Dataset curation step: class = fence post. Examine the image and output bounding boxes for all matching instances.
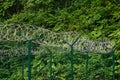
[70,45,74,80]
[112,50,115,80]
[50,50,53,80]
[20,33,42,80]
[86,51,88,80]
[63,35,80,80]
[28,40,31,80]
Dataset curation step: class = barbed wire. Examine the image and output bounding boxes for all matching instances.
[0,23,115,54]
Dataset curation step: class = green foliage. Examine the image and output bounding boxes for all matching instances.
[0,48,115,80]
[0,0,25,21]
[0,0,120,79]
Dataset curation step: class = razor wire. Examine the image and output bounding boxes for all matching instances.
[0,23,114,54]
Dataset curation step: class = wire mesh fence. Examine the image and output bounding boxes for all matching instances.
[0,38,115,80]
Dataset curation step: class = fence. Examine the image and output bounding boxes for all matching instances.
[0,35,115,80]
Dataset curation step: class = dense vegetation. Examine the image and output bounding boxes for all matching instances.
[0,0,120,80]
